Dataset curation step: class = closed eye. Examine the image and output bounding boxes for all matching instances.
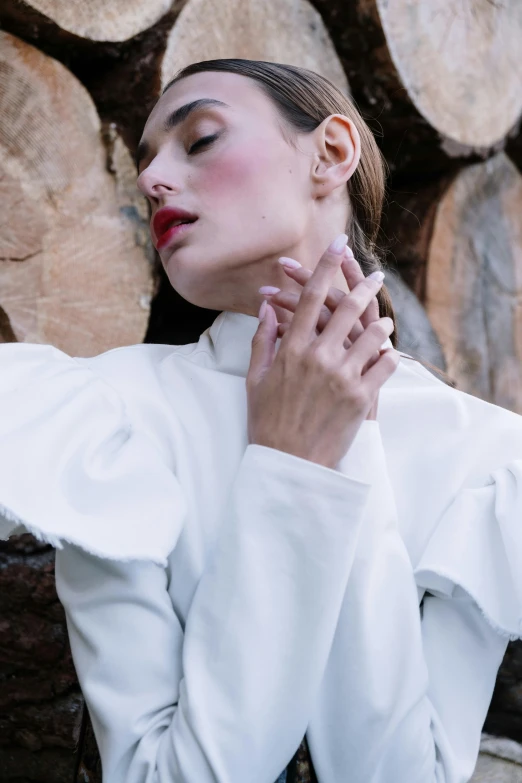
[188,133,219,154]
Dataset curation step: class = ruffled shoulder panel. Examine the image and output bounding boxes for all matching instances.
[414,457,522,640]
[0,343,187,566]
[375,355,522,639]
[394,358,522,640]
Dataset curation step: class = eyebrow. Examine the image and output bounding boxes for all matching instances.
[135,98,231,170]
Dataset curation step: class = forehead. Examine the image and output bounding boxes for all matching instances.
[142,70,276,139]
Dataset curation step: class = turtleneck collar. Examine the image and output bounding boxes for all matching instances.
[191,310,280,378]
[193,309,392,379]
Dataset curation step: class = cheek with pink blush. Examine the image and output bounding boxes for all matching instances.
[195,142,275,211]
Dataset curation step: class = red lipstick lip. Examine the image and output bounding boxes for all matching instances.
[156,220,197,251]
[152,206,198,249]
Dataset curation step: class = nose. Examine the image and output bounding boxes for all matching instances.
[137,158,179,201]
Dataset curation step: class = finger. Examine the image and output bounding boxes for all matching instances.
[276,319,385,376]
[361,347,401,394]
[278,244,379,332]
[361,348,383,375]
[275,308,383,367]
[279,255,362,330]
[366,393,379,421]
[276,257,365,341]
[269,289,362,344]
[341,247,380,330]
[269,290,331,327]
[273,325,381,371]
[340,248,382,368]
[277,260,346,312]
[247,301,278,387]
[345,318,395,375]
[278,233,348,344]
[277,319,352,350]
[319,273,385,349]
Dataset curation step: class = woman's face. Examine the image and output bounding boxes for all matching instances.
[136,70,355,317]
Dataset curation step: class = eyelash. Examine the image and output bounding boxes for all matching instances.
[188,133,219,154]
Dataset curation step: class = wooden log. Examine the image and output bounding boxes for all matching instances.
[379,175,455,298]
[424,153,522,414]
[471,754,522,783]
[158,0,349,94]
[0,8,180,155]
[380,153,522,413]
[0,31,154,357]
[0,0,349,154]
[471,734,522,783]
[0,0,174,41]
[382,269,447,375]
[308,0,522,180]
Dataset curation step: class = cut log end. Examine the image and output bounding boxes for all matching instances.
[425,152,522,413]
[13,0,174,41]
[375,0,522,149]
[0,32,154,356]
[159,0,349,96]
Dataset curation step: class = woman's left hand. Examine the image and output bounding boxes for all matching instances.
[259,247,389,420]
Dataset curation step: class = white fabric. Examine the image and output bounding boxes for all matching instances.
[1,308,521,782]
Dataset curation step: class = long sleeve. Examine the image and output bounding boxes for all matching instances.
[55,433,378,783]
[306,422,511,783]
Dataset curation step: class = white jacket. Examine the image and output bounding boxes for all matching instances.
[1,309,521,783]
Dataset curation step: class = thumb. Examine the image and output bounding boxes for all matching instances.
[248,300,278,386]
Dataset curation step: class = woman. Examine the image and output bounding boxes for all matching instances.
[1,59,521,783]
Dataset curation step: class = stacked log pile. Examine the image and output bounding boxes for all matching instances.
[0,0,521,780]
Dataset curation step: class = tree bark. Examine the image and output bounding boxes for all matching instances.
[0,535,82,782]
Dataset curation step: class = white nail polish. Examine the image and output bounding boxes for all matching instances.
[330,233,348,254]
[259,286,281,295]
[278,257,301,269]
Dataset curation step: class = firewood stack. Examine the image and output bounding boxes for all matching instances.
[0,1,521,780]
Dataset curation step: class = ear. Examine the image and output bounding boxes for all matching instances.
[310,114,361,197]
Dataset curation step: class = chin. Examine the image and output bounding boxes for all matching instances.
[163,264,220,311]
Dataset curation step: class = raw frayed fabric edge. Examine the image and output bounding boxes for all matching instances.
[419,566,522,642]
[0,502,168,568]
[475,603,522,642]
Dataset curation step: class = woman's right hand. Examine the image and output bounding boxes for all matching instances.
[246,234,400,471]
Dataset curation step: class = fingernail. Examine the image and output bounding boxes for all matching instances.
[368,270,385,282]
[259,299,267,321]
[278,257,301,269]
[258,286,281,295]
[344,245,355,259]
[329,233,348,254]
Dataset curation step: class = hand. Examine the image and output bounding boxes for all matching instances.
[247,235,400,471]
[260,246,388,420]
